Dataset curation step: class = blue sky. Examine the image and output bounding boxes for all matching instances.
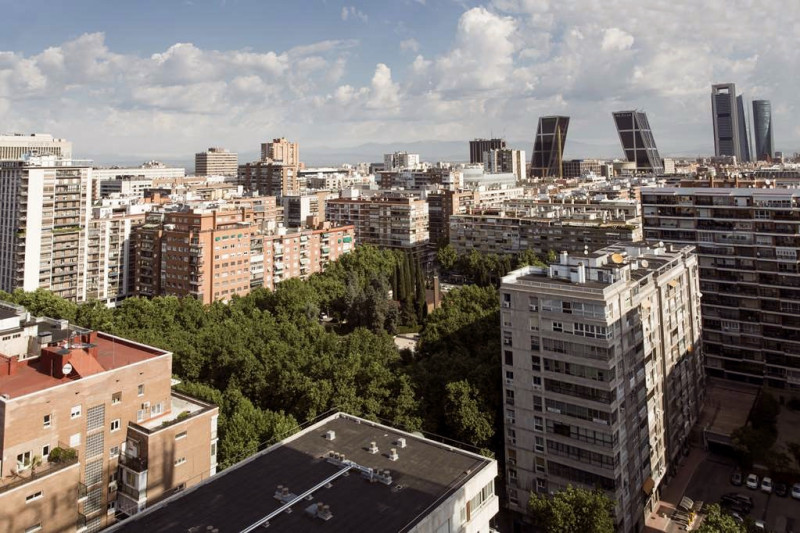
[1,0,798,164]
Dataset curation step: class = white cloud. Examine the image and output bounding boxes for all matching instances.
[601,28,634,52]
[1,1,799,160]
[341,6,368,23]
[400,38,420,53]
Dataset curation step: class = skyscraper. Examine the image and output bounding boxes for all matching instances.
[530,116,569,178]
[195,147,238,176]
[469,138,506,164]
[612,110,663,173]
[752,100,774,161]
[711,83,751,162]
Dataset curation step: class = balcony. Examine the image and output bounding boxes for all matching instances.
[119,453,148,472]
[0,445,79,495]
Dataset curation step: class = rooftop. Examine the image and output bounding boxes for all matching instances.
[111,412,493,533]
[0,330,169,400]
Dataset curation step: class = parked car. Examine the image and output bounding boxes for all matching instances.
[746,473,760,489]
[731,469,743,486]
[721,493,753,514]
[761,476,773,494]
[775,482,789,497]
[792,483,800,499]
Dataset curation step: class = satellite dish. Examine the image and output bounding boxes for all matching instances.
[62,363,73,376]
[611,253,624,264]
[640,260,649,268]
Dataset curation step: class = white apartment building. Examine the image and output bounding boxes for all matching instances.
[384,151,420,170]
[0,133,73,160]
[500,243,703,532]
[0,156,93,301]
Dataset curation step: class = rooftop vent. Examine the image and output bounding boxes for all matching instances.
[325,430,336,441]
[368,441,379,454]
[388,448,399,461]
[396,437,407,448]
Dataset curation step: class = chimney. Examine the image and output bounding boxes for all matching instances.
[396,437,407,448]
[368,441,379,454]
[389,448,399,461]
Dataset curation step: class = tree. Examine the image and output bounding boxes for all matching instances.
[437,244,457,271]
[732,425,776,467]
[528,485,615,533]
[696,503,746,533]
[751,391,779,430]
[443,380,494,449]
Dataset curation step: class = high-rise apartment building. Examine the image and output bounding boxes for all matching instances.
[711,84,751,163]
[612,111,664,174]
[132,207,254,305]
[261,137,299,166]
[194,148,238,176]
[642,187,800,387]
[469,138,506,164]
[383,151,420,170]
[500,243,703,532]
[752,100,774,161]
[450,205,642,257]
[531,116,569,178]
[238,161,299,197]
[0,302,218,532]
[0,133,73,160]
[484,148,526,182]
[326,194,429,252]
[0,156,93,302]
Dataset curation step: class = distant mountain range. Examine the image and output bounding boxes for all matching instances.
[81,138,649,170]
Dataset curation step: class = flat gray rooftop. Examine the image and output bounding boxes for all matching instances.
[111,413,491,533]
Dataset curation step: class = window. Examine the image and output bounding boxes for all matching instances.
[529,297,538,311]
[535,456,546,473]
[552,321,563,332]
[532,355,541,372]
[505,389,515,405]
[531,336,540,351]
[535,436,545,453]
[533,376,542,387]
[505,370,514,381]
[43,414,51,428]
[70,405,82,419]
[87,404,105,431]
[175,431,187,440]
[110,419,120,432]
[110,446,120,458]
[174,457,186,466]
[151,402,164,416]
[112,391,122,405]
[504,350,513,366]
[42,445,50,459]
[137,384,145,396]
[503,332,512,346]
[25,491,43,503]
[17,451,31,470]
[533,396,543,412]
[534,416,544,432]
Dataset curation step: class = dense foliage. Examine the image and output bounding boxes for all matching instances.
[0,245,501,469]
[437,244,551,286]
[528,485,616,533]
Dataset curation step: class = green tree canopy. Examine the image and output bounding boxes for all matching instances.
[695,503,746,533]
[528,485,615,533]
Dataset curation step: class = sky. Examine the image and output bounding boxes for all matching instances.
[1,0,798,165]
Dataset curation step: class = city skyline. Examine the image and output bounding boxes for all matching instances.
[1,0,798,164]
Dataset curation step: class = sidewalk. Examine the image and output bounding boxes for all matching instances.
[644,447,707,532]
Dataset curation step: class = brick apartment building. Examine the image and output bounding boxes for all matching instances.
[0,302,218,533]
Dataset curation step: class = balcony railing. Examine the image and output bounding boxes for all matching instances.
[119,453,148,472]
[0,445,79,495]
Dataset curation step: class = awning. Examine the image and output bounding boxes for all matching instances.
[642,477,655,495]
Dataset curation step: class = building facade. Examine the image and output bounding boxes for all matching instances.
[642,187,800,388]
[612,111,663,174]
[752,100,774,161]
[711,83,750,163]
[261,138,299,166]
[0,302,218,533]
[238,161,299,197]
[470,138,506,164]
[531,116,569,178]
[132,207,253,305]
[484,149,526,183]
[383,151,420,171]
[0,157,93,302]
[500,243,703,532]
[326,195,429,251]
[0,134,73,160]
[194,148,238,177]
